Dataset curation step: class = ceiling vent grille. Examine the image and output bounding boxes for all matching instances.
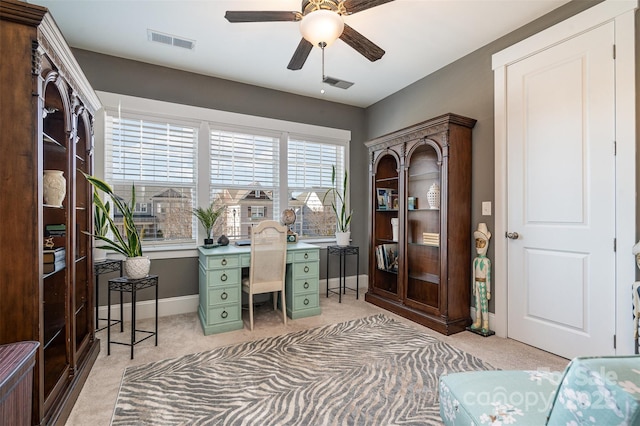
[147,29,195,50]
[323,76,354,90]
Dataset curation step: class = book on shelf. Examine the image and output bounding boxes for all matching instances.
[43,258,65,274]
[376,243,398,272]
[45,223,66,236]
[422,232,440,246]
[376,188,398,210]
[43,247,65,263]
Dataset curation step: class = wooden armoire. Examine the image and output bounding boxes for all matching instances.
[0,1,101,424]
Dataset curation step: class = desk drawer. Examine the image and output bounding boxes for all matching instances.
[292,277,318,294]
[293,249,319,263]
[292,261,318,278]
[208,287,240,307]
[205,255,240,269]
[206,268,240,287]
[292,292,319,310]
[206,305,241,325]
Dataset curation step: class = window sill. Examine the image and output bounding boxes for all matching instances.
[103,238,348,261]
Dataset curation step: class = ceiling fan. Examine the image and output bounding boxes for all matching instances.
[225,0,394,71]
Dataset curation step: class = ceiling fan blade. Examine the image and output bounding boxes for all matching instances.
[339,24,385,62]
[343,0,394,15]
[287,38,313,70]
[224,11,301,23]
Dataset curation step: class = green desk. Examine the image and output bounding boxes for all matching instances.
[198,242,321,335]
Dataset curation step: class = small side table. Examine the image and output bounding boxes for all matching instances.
[326,245,359,303]
[94,259,123,332]
[107,275,158,359]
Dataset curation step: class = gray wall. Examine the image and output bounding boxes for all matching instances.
[365,0,640,311]
[75,49,369,304]
[82,0,639,309]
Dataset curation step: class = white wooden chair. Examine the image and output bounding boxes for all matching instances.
[241,220,288,331]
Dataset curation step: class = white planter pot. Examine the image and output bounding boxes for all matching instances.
[124,256,150,279]
[93,245,108,262]
[335,231,351,246]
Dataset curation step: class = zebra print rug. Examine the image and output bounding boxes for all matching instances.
[111,314,492,425]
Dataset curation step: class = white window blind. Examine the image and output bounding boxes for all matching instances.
[106,114,197,184]
[104,111,198,245]
[210,129,279,239]
[288,138,345,238]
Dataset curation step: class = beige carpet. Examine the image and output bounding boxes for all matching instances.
[65,295,569,426]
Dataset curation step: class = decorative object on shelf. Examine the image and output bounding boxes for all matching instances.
[217,235,229,246]
[192,202,226,247]
[43,170,66,207]
[391,218,399,242]
[426,182,440,209]
[408,197,417,210]
[281,208,298,243]
[467,223,494,337]
[322,165,352,246]
[83,174,150,279]
[44,236,55,249]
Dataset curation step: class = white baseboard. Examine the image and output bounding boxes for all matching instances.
[98,274,369,321]
[97,294,199,321]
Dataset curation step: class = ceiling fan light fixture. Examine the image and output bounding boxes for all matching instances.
[299,9,344,47]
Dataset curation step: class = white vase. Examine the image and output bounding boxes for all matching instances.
[391,218,399,242]
[124,256,150,279]
[427,182,440,209]
[335,231,351,246]
[43,170,66,207]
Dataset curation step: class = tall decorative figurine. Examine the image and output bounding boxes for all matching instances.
[468,223,495,336]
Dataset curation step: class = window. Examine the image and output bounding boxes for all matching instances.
[210,128,279,239]
[287,137,345,238]
[104,112,198,246]
[99,92,350,251]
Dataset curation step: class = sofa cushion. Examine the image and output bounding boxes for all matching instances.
[546,355,640,425]
[439,369,560,425]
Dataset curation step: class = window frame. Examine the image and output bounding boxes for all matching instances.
[96,91,351,259]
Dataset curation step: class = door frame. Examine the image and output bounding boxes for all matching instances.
[492,0,637,354]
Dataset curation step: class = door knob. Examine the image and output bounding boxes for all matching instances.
[505,232,519,239]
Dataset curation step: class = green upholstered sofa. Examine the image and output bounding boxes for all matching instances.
[439,355,640,425]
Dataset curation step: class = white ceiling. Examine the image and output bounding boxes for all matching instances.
[31,0,569,108]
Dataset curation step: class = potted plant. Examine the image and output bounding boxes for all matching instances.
[322,165,353,246]
[92,195,110,261]
[84,174,150,279]
[193,202,226,247]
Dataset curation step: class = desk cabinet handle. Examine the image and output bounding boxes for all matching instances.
[221,273,227,282]
[221,310,228,319]
[221,258,227,266]
[303,298,310,306]
[303,282,309,289]
[304,253,309,259]
[304,266,309,273]
[221,291,228,300]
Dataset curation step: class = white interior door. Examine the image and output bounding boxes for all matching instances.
[505,22,616,358]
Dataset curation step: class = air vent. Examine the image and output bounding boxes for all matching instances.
[147,29,195,50]
[323,76,354,89]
